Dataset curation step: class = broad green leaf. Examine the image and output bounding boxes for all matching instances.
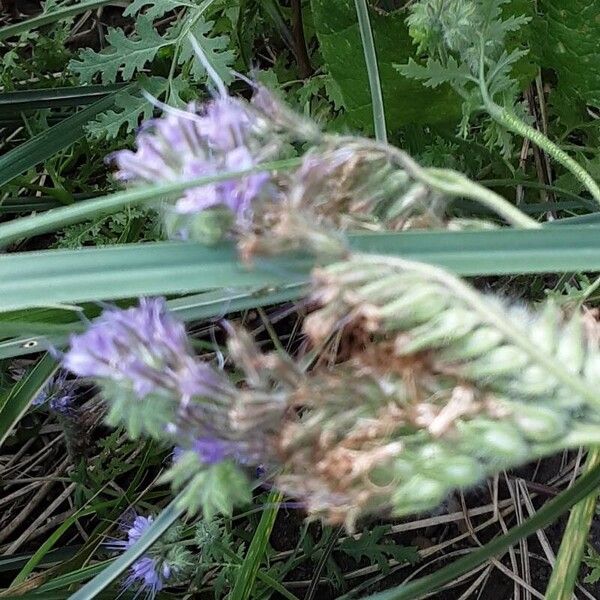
[0,92,120,188]
[0,353,58,447]
[310,0,460,133]
[534,0,600,110]
[85,76,167,139]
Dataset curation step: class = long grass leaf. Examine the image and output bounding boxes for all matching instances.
[0,158,302,246]
[4,226,600,312]
[0,353,57,447]
[354,0,387,142]
[0,0,116,41]
[230,491,282,600]
[544,447,600,600]
[0,93,120,188]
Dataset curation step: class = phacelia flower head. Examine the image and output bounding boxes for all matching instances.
[109,96,274,238]
[108,513,183,599]
[63,298,195,398]
[33,370,76,415]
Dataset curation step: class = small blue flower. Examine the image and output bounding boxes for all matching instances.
[108,514,176,598]
[33,370,75,416]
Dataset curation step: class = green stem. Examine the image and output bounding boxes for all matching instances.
[361,460,600,600]
[478,54,600,206]
[356,140,540,229]
[0,157,302,247]
[354,0,387,143]
[545,447,600,600]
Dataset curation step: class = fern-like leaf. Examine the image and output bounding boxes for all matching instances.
[177,19,235,85]
[86,76,168,139]
[69,17,168,84]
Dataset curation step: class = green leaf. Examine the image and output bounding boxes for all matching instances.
[0,84,125,112]
[0,92,120,188]
[85,77,167,139]
[310,0,460,133]
[0,353,58,447]
[534,0,600,110]
[178,17,236,84]
[0,285,305,360]
[69,17,168,84]
[124,0,191,21]
[175,460,252,518]
[340,526,418,574]
[0,157,302,247]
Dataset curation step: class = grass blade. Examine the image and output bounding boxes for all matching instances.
[0,158,302,246]
[354,0,387,142]
[0,85,126,112]
[544,447,600,600]
[0,0,116,41]
[67,494,185,600]
[230,491,282,600]
[0,93,120,188]
[4,226,600,312]
[360,460,600,600]
[0,284,306,360]
[0,353,57,447]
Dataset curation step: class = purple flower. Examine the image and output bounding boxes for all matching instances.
[109,97,272,231]
[33,370,75,415]
[63,299,194,398]
[107,514,175,598]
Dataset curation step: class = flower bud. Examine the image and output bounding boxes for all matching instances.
[463,345,529,379]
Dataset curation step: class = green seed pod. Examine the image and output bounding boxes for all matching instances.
[399,308,482,353]
[458,420,529,467]
[378,285,450,330]
[511,365,558,397]
[463,345,529,379]
[436,454,482,487]
[556,315,585,374]
[392,475,446,516]
[529,301,559,351]
[512,404,567,443]
[442,325,504,361]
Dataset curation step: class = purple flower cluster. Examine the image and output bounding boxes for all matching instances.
[63,298,229,401]
[108,514,174,598]
[109,97,271,232]
[174,435,250,466]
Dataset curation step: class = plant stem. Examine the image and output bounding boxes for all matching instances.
[478,55,600,206]
[544,446,600,600]
[354,0,387,143]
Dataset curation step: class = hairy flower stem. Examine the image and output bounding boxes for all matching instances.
[478,52,600,206]
[344,137,540,229]
[348,253,600,409]
[544,447,600,600]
